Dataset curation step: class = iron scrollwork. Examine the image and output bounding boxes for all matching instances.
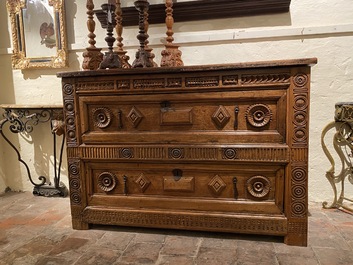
[0,106,68,197]
[322,102,353,212]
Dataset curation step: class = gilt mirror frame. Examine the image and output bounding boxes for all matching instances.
[6,0,68,69]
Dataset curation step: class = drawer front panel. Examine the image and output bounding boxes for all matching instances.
[85,162,284,215]
[79,90,287,144]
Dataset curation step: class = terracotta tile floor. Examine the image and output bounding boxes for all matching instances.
[1,191,353,265]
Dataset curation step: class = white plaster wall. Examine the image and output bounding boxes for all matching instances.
[0,0,353,203]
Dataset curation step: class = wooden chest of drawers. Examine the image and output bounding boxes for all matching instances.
[58,58,316,246]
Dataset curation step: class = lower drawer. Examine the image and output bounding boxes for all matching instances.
[85,162,285,215]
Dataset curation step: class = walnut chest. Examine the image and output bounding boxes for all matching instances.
[58,58,317,246]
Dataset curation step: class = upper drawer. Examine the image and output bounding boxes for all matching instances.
[78,90,287,144]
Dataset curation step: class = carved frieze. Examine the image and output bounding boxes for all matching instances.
[117,80,130,89]
[241,73,290,85]
[76,82,115,91]
[133,79,165,89]
[166,78,183,88]
[222,75,238,86]
[185,76,219,87]
[78,146,289,162]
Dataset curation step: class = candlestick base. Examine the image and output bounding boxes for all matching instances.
[132,49,153,68]
[99,51,122,69]
[161,45,184,67]
[82,47,104,70]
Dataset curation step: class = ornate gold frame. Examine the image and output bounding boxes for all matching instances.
[6,0,68,69]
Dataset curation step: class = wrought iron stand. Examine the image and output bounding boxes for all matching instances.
[0,105,68,197]
[322,102,353,212]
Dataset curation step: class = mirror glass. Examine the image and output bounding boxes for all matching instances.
[6,0,68,69]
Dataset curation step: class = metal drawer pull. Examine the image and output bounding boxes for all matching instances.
[233,177,238,199]
[118,110,123,129]
[123,175,128,195]
[234,106,239,130]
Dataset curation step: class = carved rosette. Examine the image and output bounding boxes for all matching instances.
[120,148,134,158]
[222,148,237,160]
[92,107,113,129]
[246,175,271,199]
[293,74,308,87]
[246,104,272,128]
[98,172,117,192]
[168,148,184,159]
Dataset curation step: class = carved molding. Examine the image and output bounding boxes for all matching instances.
[185,76,219,87]
[82,208,288,234]
[241,73,290,85]
[78,146,289,162]
[133,79,165,89]
[76,82,115,91]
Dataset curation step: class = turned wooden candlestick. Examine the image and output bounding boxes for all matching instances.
[115,0,131,68]
[132,0,153,68]
[99,3,122,69]
[160,0,184,67]
[82,0,104,70]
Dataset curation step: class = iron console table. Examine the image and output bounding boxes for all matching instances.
[0,105,68,197]
[322,102,353,212]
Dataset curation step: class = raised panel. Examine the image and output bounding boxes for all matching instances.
[86,162,284,215]
[78,89,287,145]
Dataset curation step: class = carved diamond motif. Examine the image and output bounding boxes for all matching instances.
[135,173,151,192]
[212,105,230,129]
[127,106,144,128]
[208,175,226,195]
